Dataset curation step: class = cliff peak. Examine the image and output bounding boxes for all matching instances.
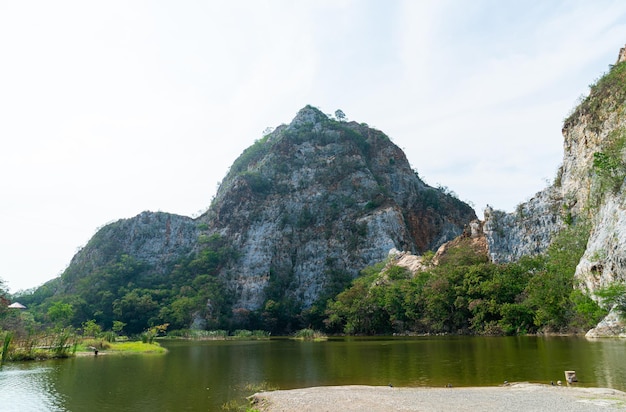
[617,44,626,64]
[288,105,329,128]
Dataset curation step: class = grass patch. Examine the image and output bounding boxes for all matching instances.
[222,381,278,411]
[76,340,166,355]
[105,341,166,354]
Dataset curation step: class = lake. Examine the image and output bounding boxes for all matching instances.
[1,336,625,411]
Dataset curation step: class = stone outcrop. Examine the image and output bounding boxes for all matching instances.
[483,186,564,263]
[585,310,626,338]
[618,46,626,65]
[388,249,429,274]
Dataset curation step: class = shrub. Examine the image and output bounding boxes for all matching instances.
[81,338,111,350]
[1,332,12,364]
[592,128,626,200]
[595,282,626,319]
[293,328,327,341]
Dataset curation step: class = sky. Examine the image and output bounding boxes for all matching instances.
[1,0,626,293]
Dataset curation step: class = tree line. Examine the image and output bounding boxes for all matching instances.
[1,220,613,338]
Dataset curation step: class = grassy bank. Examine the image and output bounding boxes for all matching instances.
[0,331,166,363]
[1,330,78,362]
[76,340,166,355]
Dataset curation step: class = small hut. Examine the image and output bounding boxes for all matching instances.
[7,302,26,309]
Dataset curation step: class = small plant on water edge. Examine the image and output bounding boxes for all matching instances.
[141,330,156,344]
[53,330,77,357]
[232,330,270,340]
[1,332,13,364]
[80,338,111,351]
[221,381,277,412]
[595,282,626,319]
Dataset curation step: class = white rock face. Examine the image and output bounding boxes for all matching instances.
[206,106,476,309]
[63,211,199,285]
[389,250,428,273]
[585,310,626,338]
[575,193,626,293]
[483,185,564,263]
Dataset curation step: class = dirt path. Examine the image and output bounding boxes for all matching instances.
[251,383,626,411]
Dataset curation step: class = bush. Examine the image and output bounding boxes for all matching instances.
[1,332,12,364]
[81,338,111,350]
[102,331,116,343]
[231,330,269,340]
[141,330,156,344]
[293,328,327,341]
[595,282,626,319]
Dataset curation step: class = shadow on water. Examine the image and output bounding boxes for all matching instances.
[1,336,625,411]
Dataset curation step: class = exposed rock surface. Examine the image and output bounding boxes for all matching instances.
[483,187,564,263]
[199,106,476,309]
[585,310,626,338]
[388,249,429,274]
[58,211,199,293]
[52,106,475,313]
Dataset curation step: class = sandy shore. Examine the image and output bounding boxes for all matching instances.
[250,383,626,411]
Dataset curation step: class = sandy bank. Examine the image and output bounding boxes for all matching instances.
[251,383,626,411]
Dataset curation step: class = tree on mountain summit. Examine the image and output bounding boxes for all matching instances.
[335,109,346,121]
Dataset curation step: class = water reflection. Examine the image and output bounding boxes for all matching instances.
[0,363,66,411]
[591,338,626,390]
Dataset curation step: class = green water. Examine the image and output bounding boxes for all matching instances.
[1,336,625,411]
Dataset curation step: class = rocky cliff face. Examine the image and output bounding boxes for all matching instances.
[483,51,626,335]
[200,106,476,309]
[483,185,564,263]
[52,106,476,315]
[59,211,199,293]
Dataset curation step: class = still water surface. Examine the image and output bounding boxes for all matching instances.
[1,336,625,411]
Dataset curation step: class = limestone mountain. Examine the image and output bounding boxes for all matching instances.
[30,106,476,332]
[197,106,475,311]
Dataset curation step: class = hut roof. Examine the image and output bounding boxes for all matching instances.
[8,302,26,309]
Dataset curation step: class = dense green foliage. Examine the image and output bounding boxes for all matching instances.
[592,127,626,202]
[596,282,626,319]
[9,219,606,337]
[15,234,238,335]
[323,222,605,335]
[565,61,626,132]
